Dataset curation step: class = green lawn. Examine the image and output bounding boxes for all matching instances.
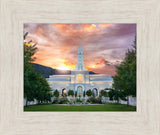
[24,103,136,111]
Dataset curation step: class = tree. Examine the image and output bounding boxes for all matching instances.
[34,73,52,104]
[75,91,77,97]
[86,89,92,97]
[24,33,38,106]
[53,90,59,97]
[100,90,108,97]
[68,90,74,97]
[108,89,126,103]
[24,67,38,105]
[24,32,52,106]
[104,88,112,91]
[83,91,85,97]
[113,37,136,105]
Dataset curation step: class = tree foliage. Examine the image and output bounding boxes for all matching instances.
[53,90,59,97]
[113,37,136,104]
[24,32,52,106]
[68,90,74,96]
[100,90,108,97]
[83,91,85,97]
[75,91,77,97]
[104,88,113,91]
[86,89,92,96]
[108,89,126,103]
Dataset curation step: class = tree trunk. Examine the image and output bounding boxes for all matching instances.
[116,91,119,103]
[25,98,28,107]
[38,100,40,104]
[117,98,119,104]
[127,96,129,106]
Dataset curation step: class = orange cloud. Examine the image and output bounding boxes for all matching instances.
[52,24,99,36]
[93,58,106,66]
[82,24,97,32]
[51,24,78,36]
[56,59,76,70]
[24,23,136,76]
[52,24,67,29]
[98,24,113,28]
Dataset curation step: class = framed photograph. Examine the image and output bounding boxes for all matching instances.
[23,23,136,111]
[0,0,159,135]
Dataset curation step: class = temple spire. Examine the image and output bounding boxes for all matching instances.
[74,36,87,71]
[79,36,81,49]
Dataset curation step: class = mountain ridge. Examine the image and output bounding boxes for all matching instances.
[32,63,96,78]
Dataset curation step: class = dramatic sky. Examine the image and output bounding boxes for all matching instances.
[24,24,136,76]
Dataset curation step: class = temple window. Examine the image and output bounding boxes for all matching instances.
[77,74,83,83]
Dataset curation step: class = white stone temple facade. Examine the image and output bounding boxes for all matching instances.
[47,39,113,97]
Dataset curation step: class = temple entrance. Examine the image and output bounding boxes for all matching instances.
[77,86,83,97]
[92,88,98,97]
[62,88,67,97]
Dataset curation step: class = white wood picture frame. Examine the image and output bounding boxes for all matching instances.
[0,0,160,135]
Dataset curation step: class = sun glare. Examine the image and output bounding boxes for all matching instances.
[57,66,69,70]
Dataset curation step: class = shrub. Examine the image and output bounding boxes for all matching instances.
[69,99,75,104]
[96,97,102,104]
[52,98,59,104]
[75,91,77,97]
[92,92,95,97]
[87,97,102,104]
[108,89,126,103]
[88,97,96,103]
[81,98,85,104]
[53,90,59,97]
[68,90,74,96]
[76,98,82,103]
[59,98,68,104]
[100,90,108,97]
[86,89,92,96]
[83,91,85,97]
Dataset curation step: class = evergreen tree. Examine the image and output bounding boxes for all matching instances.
[24,32,52,106]
[86,89,92,97]
[83,91,85,97]
[68,90,74,96]
[53,90,59,97]
[100,90,107,97]
[113,37,136,105]
[75,91,77,97]
[108,89,126,103]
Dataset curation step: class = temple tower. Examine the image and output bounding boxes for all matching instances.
[75,38,87,71]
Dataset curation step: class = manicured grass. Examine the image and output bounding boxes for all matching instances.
[24,103,136,111]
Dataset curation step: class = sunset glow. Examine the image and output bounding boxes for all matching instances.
[24,24,136,75]
[57,66,70,70]
[56,59,75,70]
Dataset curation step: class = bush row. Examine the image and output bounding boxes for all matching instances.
[52,98,69,104]
[52,97,103,104]
[87,97,102,104]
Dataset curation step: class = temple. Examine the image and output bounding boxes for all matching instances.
[47,39,113,97]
